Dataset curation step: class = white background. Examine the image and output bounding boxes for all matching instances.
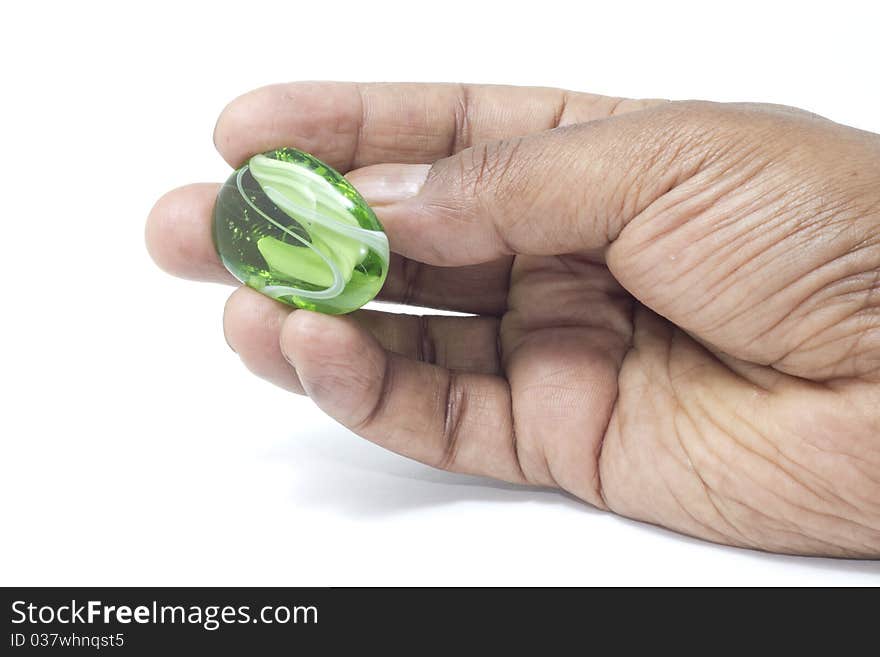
[2,0,879,585]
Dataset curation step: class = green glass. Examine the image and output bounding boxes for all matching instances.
[213,147,389,314]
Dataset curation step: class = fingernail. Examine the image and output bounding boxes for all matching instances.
[347,163,430,206]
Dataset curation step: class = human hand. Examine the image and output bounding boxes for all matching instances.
[146,83,880,557]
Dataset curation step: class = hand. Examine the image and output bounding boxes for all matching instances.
[146,83,880,557]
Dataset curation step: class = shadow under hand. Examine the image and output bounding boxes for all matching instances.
[263,424,880,574]
[264,425,592,518]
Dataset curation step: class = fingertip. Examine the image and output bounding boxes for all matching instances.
[280,310,367,367]
[212,89,259,168]
[223,287,304,394]
[146,183,235,284]
[280,311,385,421]
[145,185,187,273]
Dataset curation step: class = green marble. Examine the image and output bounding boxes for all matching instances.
[213,148,389,314]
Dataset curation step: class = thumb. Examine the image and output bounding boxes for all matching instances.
[347,100,713,266]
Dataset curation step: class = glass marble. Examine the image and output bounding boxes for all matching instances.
[213,147,389,314]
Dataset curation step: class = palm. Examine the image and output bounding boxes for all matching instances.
[503,243,876,555]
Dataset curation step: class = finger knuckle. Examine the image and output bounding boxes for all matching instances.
[453,137,529,201]
[437,371,467,470]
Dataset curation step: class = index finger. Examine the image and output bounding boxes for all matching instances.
[213,81,662,172]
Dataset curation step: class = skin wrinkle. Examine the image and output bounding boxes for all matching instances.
[698,391,855,520]
[679,197,814,312]
[350,83,368,172]
[498,240,533,485]
[773,185,866,254]
[615,317,734,541]
[812,196,873,246]
[788,311,879,360]
[791,321,878,382]
[350,349,396,435]
[793,398,880,493]
[507,387,530,485]
[596,407,623,513]
[706,487,764,548]
[601,312,667,507]
[400,255,421,308]
[478,137,576,255]
[684,399,836,548]
[693,195,801,288]
[691,392,878,550]
[452,83,472,154]
[855,268,880,355]
[472,143,492,194]
[821,451,880,516]
[657,325,878,551]
[846,467,880,506]
[508,333,620,492]
[796,331,864,374]
[671,491,742,546]
[649,158,776,262]
[707,350,779,393]
[708,222,808,306]
[650,104,760,166]
[622,130,687,213]
[589,425,610,510]
[715,497,863,554]
[503,278,633,356]
[505,356,558,490]
[770,272,880,377]
[605,97,627,118]
[635,177,872,372]
[724,392,868,516]
[472,138,533,252]
[745,260,873,352]
[498,316,537,488]
[437,370,466,471]
[620,316,768,547]
[782,263,880,368]
[602,119,733,248]
[689,229,829,341]
[483,195,520,261]
[664,333,754,545]
[632,143,781,268]
[659,433,740,546]
[417,315,435,365]
[811,416,880,466]
[714,489,820,538]
[509,318,631,344]
[494,138,526,194]
[601,143,640,246]
[778,320,877,376]
[592,307,643,515]
[834,452,880,491]
[551,91,569,129]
